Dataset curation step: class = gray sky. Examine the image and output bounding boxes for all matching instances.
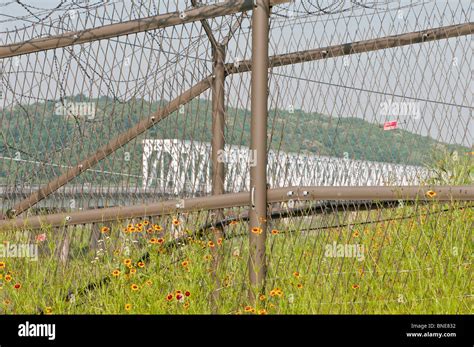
[0,0,472,146]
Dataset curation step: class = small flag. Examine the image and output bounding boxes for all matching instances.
[383,121,398,130]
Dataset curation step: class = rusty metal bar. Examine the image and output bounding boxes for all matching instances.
[248,0,270,298]
[210,44,227,314]
[9,76,214,217]
[0,0,291,58]
[211,45,226,201]
[225,22,474,74]
[1,185,472,231]
[220,11,248,47]
[202,7,246,310]
[191,0,219,50]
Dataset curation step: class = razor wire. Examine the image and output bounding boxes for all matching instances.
[0,0,472,314]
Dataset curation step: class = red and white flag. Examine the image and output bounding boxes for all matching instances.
[383,121,398,130]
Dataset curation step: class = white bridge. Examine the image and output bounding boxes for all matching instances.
[142,139,430,195]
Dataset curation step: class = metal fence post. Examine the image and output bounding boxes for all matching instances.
[211,44,226,203]
[210,43,226,312]
[248,0,270,301]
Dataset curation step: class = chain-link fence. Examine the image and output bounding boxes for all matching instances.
[0,0,472,314]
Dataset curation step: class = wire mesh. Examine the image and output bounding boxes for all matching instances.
[0,0,472,314]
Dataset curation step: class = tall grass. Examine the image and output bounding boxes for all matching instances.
[0,151,472,314]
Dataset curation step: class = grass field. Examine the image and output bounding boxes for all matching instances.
[0,200,471,315]
[0,151,471,314]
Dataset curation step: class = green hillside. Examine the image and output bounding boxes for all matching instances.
[0,95,469,185]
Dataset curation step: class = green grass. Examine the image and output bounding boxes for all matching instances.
[0,151,471,314]
[0,201,472,315]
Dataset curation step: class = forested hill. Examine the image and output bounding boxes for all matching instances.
[0,96,468,183]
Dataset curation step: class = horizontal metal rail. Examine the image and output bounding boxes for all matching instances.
[225,22,474,74]
[173,200,425,248]
[193,201,473,245]
[1,185,472,231]
[73,200,472,302]
[0,0,290,58]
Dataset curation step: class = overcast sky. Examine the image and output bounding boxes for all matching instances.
[0,0,472,147]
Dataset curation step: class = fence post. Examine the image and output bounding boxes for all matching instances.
[248,0,270,302]
[210,43,226,312]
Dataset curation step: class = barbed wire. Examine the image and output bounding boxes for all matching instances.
[0,0,471,313]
